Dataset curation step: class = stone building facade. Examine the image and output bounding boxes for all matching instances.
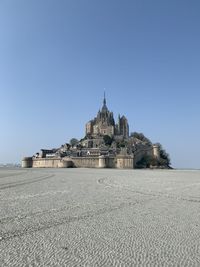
[85,93,129,139]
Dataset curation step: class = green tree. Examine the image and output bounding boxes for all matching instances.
[103,135,113,146]
[155,143,171,167]
[135,155,152,168]
[69,138,79,147]
[130,132,152,144]
[79,136,87,142]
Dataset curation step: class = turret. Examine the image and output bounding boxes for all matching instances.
[21,157,33,168]
[118,114,121,134]
[101,91,108,112]
[153,144,160,159]
[118,115,129,138]
[103,91,106,106]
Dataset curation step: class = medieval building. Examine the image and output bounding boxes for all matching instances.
[85,93,129,139]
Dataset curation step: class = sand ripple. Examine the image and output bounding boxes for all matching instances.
[0,168,200,266]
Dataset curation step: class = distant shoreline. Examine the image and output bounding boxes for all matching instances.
[0,166,199,171]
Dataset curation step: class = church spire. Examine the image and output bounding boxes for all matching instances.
[101,90,108,112]
[103,90,106,106]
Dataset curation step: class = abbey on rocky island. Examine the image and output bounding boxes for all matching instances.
[22,94,170,169]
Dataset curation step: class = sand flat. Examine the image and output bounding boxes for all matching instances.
[0,168,200,266]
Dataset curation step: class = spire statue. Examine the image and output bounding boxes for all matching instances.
[103,90,106,106]
[101,90,108,112]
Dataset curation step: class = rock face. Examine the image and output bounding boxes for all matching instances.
[22,95,171,169]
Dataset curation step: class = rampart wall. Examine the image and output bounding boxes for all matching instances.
[72,157,99,168]
[33,158,62,168]
[27,155,135,169]
[116,155,134,169]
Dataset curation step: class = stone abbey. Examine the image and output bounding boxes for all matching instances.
[22,95,169,169]
[86,92,129,139]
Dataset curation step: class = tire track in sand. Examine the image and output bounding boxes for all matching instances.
[98,177,200,203]
[0,174,55,190]
[0,197,154,242]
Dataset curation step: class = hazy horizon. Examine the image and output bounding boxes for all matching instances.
[1,0,200,169]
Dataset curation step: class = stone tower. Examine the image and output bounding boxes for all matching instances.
[116,114,129,138]
[153,144,160,159]
[85,94,129,138]
[85,93,115,137]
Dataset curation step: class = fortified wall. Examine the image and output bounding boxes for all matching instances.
[22,155,135,169]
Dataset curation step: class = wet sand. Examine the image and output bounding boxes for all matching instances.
[0,168,200,266]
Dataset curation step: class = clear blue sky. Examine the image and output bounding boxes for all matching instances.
[0,0,200,168]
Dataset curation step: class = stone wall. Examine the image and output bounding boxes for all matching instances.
[105,155,133,169]
[32,158,62,168]
[32,158,73,168]
[27,155,135,169]
[116,155,134,169]
[105,157,116,168]
[72,157,99,168]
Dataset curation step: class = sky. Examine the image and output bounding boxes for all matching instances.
[0,0,200,168]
